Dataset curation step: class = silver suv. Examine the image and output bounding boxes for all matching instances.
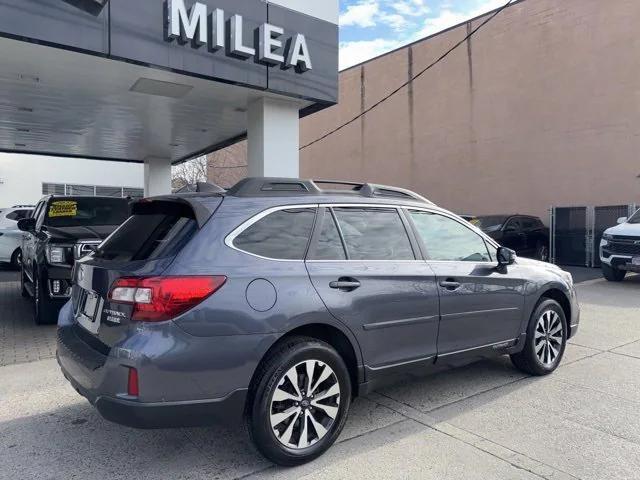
[57,178,579,465]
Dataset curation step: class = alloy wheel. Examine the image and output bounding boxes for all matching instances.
[535,310,563,365]
[269,360,340,449]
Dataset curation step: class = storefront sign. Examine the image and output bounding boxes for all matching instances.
[167,0,313,72]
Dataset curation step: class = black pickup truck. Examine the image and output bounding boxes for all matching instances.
[18,196,131,324]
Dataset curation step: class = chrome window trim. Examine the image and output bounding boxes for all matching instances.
[225,202,502,264]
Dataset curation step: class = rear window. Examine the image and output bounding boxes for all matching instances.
[94,201,198,262]
[233,208,316,260]
[44,198,130,228]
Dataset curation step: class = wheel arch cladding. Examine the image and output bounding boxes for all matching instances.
[248,323,362,400]
[539,288,571,332]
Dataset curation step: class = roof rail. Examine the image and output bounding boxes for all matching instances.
[226,177,433,204]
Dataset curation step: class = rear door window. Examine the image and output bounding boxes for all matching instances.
[233,208,316,260]
[94,201,198,262]
[333,207,415,260]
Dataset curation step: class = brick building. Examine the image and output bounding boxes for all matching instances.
[209,0,640,221]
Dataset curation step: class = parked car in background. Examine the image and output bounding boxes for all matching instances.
[0,228,27,269]
[0,205,34,229]
[0,206,34,269]
[468,215,550,261]
[57,178,578,466]
[600,208,640,282]
[18,196,131,324]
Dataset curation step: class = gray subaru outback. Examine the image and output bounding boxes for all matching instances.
[57,178,579,465]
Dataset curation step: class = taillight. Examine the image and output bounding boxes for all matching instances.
[109,276,227,322]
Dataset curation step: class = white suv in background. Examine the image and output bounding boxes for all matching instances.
[0,205,34,229]
[600,208,640,282]
[0,205,34,269]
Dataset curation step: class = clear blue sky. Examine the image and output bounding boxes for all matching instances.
[339,0,509,69]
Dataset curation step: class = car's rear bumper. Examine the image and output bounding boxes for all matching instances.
[55,309,271,428]
[59,356,247,429]
[57,325,249,428]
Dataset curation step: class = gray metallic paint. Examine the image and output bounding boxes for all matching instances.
[58,193,579,427]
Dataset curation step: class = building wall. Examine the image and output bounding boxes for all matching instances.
[0,153,144,207]
[297,0,640,220]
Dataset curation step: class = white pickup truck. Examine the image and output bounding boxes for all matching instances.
[600,208,640,281]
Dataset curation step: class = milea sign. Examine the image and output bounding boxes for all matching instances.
[167,0,313,72]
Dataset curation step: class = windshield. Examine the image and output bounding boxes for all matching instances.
[469,215,509,231]
[44,198,130,228]
[628,209,640,224]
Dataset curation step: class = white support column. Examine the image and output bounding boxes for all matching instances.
[144,157,172,197]
[247,97,300,178]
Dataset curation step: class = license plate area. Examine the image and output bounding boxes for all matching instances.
[75,289,103,335]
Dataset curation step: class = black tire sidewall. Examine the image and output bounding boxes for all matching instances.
[602,263,625,282]
[33,271,54,325]
[20,264,29,297]
[525,299,567,374]
[10,249,21,270]
[249,339,352,466]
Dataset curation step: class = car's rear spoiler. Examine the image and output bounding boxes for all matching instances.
[131,194,223,228]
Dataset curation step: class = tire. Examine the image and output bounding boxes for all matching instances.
[33,271,57,325]
[535,242,549,262]
[10,248,22,270]
[602,263,626,282]
[246,336,352,466]
[510,299,567,376]
[20,264,30,298]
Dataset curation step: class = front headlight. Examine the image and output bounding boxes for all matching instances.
[46,245,67,264]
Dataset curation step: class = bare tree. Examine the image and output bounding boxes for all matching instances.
[171,156,208,190]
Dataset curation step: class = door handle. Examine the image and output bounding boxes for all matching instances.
[440,279,461,290]
[329,278,361,291]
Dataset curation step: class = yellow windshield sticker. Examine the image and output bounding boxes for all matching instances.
[49,201,78,218]
[469,219,480,226]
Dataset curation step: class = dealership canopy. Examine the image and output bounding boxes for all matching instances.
[0,0,338,195]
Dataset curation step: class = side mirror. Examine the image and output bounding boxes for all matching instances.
[17,217,36,232]
[617,217,628,224]
[503,225,516,233]
[497,247,516,266]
